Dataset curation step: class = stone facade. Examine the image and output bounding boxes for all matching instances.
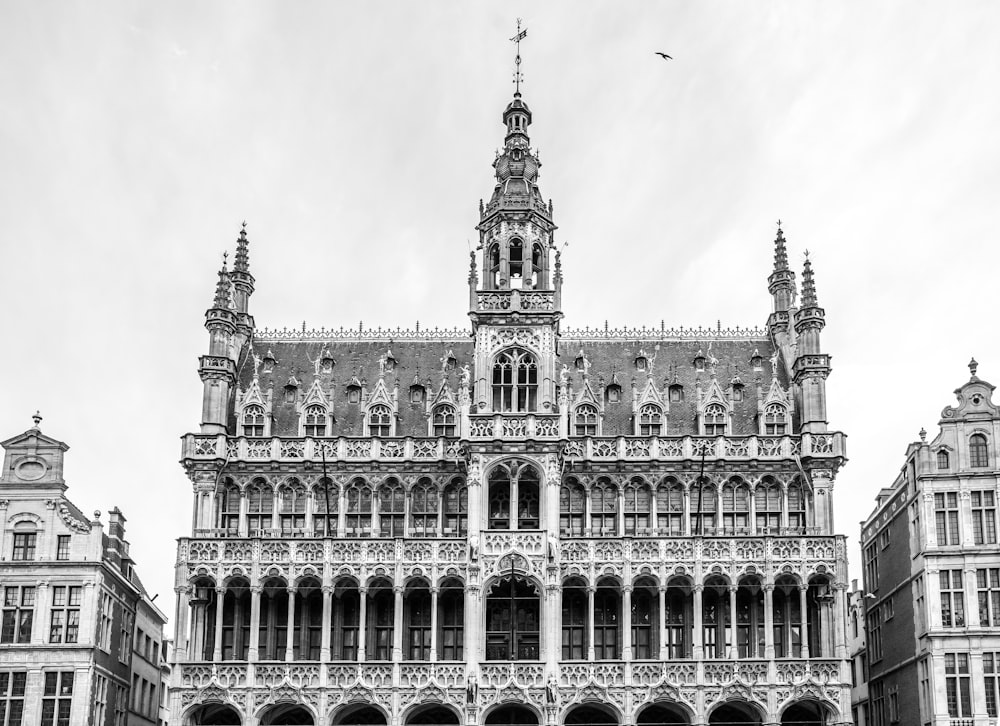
[170,79,852,725]
[860,361,1000,726]
[0,418,165,726]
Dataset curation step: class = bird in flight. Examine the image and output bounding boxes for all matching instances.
[655,52,672,60]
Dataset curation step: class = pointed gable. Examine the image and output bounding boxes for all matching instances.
[302,378,330,409]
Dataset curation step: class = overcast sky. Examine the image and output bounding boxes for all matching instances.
[2,2,998,624]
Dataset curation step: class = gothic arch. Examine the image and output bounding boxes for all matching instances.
[331,703,389,726]
[706,699,765,725]
[778,698,837,725]
[184,703,243,725]
[483,703,542,726]
[402,703,462,725]
[635,701,693,725]
[257,703,316,725]
[563,703,620,725]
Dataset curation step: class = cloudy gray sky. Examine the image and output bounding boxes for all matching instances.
[2,2,998,621]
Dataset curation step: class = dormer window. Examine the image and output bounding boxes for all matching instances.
[693,352,706,372]
[971,434,989,468]
[283,379,298,405]
[669,385,684,403]
[762,403,787,436]
[242,405,266,437]
[368,405,392,437]
[574,404,599,437]
[410,385,425,404]
[606,384,622,404]
[303,405,328,437]
[347,384,362,404]
[433,405,457,437]
[638,404,662,436]
[937,450,950,470]
[635,356,648,372]
[575,354,586,372]
[750,351,763,371]
[732,383,744,402]
[704,403,728,436]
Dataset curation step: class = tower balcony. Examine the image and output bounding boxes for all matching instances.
[475,289,556,313]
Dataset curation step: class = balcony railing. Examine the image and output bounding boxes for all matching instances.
[181,435,462,463]
[475,289,556,312]
[468,414,559,439]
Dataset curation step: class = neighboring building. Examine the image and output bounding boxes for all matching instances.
[0,416,163,726]
[170,54,852,726]
[160,640,173,726]
[847,581,869,726]
[860,360,1000,725]
[130,590,169,725]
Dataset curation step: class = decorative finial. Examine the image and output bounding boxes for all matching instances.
[510,18,527,95]
[970,357,979,378]
[772,224,789,272]
[212,256,230,309]
[919,427,927,443]
[234,222,250,273]
[31,411,42,430]
[801,253,817,307]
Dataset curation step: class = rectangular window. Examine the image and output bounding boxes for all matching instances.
[119,608,133,663]
[935,492,960,545]
[940,569,966,627]
[888,687,899,723]
[113,684,127,726]
[867,608,883,662]
[914,575,926,633]
[55,536,71,561]
[919,659,931,722]
[40,671,73,726]
[1,587,35,644]
[92,675,108,726]
[978,568,1000,628]
[864,542,879,591]
[0,671,26,726]
[48,586,81,644]
[878,529,890,549]
[973,491,998,544]
[945,652,972,717]
[10,534,35,562]
[99,592,114,651]
[985,652,1000,717]
[870,680,885,726]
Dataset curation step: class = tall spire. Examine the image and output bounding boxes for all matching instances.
[801,251,818,307]
[212,253,230,309]
[234,221,250,273]
[511,19,527,96]
[773,221,789,273]
[229,221,255,316]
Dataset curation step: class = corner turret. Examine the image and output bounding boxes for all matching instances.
[198,250,239,435]
[766,224,796,335]
[792,252,831,433]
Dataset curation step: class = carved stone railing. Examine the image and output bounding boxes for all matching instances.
[480,531,546,556]
[475,290,556,313]
[560,433,846,462]
[468,414,560,440]
[181,435,463,463]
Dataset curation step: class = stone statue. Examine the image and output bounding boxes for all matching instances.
[560,364,570,386]
[546,675,558,705]
[466,674,478,704]
[770,350,780,375]
[460,364,471,388]
[468,535,479,562]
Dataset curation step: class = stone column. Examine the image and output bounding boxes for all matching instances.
[748,488,757,535]
[799,585,809,659]
[284,587,296,662]
[763,585,774,660]
[238,489,249,537]
[430,587,439,662]
[248,586,261,661]
[728,586,738,659]
[321,586,333,661]
[546,583,561,670]
[658,586,668,660]
[584,486,592,536]
[338,486,347,537]
[358,586,368,661]
[622,585,633,661]
[965,567,980,628]
[212,587,226,661]
[692,585,704,660]
[393,586,404,662]
[682,488,691,536]
[173,586,190,659]
[780,483,789,533]
[587,586,596,661]
[833,583,847,660]
[31,581,50,645]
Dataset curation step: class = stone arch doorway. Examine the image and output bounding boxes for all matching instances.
[564,704,618,726]
[259,704,314,725]
[485,704,540,726]
[405,704,461,726]
[332,705,388,726]
[780,700,833,725]
[636,702,691,725]
[708,700,764,725]
[186,704,242,725]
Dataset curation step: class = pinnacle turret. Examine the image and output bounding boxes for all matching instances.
[801,252,818,308]
[212,255,231,310]
[773,225,789,273]
[234,222,250,273]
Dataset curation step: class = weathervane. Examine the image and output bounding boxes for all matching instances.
[511,18,527,94]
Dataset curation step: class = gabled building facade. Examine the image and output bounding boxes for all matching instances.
[171,64,852,726]
[0,417,163,726]
[860,361,1000,726]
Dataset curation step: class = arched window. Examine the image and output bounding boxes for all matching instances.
[606,384,622,404]
[623,479,651,535]
[293,579,323,661]
[574,404,599,437]
[346,384,362,404]
[492,349,538,412]
[488,469,512,530]
[559,479,586,536]
[736,577,766,658]
[433,405,457,437]
[312,479,339,536]
[517,468,540,529]
[279,479,306,535]
[487,464,540,530]
[405,583,432,660]
[242,405,265,437]
[702,577,731,659]
[755,479,782,532]
[632,578,658,660]
[221,580,251,661]
[410,479,438,537]
[509,238,524,286]
[594,580,621,660]
[489,244,501,288]
[345,480,372,534]
[787,482,807,532]
[763,403,788,435]
[530,243,543,287]
[443,480,468,537]
[937,450,950,470]
[246,480,273,534]
[257,579,289,660]
[773,577,803,658]
[722,480,750,533]
[656,480,685,535]
[331,579,359,660]
[438,578,465,660]
[378,479,405,537]
[704,403,728,436]
[690,481,717,535]
[971,434,990,468]
[664,577,693,659]
[485,577,539,660]
[561,578,587,660]
[591,479,619,536]
[368,405,392,437]
[303,405,328,437]
[367,580,394,661]
[668,384,684,403]
[638,404,662,436]
[218,481,241,534]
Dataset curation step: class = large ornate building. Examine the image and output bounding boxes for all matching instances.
[171,64,852,726]
[859,361,1000,726]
